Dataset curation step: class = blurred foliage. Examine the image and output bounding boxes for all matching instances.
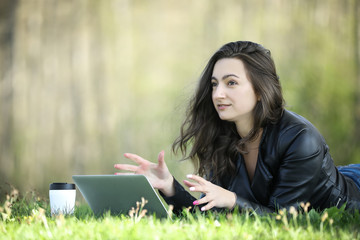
[0,0,359,198]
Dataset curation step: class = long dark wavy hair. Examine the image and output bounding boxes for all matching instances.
[172,41,285,182]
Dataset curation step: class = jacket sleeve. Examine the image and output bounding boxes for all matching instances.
[234,196,273,214]
[268,125,324,210]
[159,177,197,215]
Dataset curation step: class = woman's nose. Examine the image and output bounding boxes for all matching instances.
[213,85,226,99]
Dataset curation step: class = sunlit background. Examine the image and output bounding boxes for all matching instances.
[0,0,359,200]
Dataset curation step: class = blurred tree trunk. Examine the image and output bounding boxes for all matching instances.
[0,0,18,188]
[354,0,360,149]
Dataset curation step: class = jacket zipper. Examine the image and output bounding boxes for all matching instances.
[336,197,342,207]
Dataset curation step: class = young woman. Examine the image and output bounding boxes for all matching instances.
[114,41,360,214]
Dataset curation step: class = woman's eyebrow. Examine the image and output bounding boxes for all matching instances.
[211,74,240,81]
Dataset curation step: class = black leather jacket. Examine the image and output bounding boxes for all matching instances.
[161,110,360,214]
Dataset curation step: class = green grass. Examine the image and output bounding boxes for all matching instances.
[1,190,360,240]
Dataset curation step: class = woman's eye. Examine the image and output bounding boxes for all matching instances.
[211,81,218,87]
[228,80,237,86]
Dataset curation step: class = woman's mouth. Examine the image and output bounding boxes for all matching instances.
[217,104,231,110]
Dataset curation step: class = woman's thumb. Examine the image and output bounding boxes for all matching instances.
[158,150,165,166]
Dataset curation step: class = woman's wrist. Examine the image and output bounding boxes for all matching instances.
[159,176,175,197]
[228,192,237,209]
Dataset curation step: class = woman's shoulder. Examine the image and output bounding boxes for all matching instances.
[279,110,315,128]
[265,109,326,154]
[275,109,321,135]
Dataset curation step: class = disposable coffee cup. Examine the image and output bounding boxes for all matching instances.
[49,183,76,216]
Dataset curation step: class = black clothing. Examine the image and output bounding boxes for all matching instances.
[161,110,360,214]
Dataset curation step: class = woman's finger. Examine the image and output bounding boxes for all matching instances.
[114,172,136,175]
[200,201,215,211]
[157,151,165,167]
[183,179,198,188]
[189,185,207,193]
[114,164,138,172]
[124,153,146,165]
[186,174,207,185]
[193,195,209,206]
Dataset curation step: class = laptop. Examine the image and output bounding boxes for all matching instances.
[72,175,169,218]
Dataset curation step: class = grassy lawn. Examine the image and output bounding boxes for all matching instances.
[1,190,360,240]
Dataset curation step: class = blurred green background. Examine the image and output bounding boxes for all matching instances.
[0,0,359,200]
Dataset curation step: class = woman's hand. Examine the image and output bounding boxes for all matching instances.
[114,151,175,197]
[184,174,236,211]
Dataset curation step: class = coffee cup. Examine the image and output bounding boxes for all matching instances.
[49,183,76,216]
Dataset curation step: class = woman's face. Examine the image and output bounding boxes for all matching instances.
[211,58,258,134]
